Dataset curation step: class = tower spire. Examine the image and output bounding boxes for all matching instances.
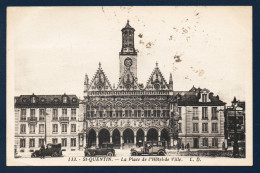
[169,73,173,90]
[84,73,89,91]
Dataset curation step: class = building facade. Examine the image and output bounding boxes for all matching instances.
[82,21,226,149]
[14,94,83,155]
[177,87,226,148]
[225,100,245,146]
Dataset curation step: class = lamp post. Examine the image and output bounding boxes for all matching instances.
[232,97,239,158]
[44,109,47,145]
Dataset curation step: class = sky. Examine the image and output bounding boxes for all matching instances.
[7,6,252,104]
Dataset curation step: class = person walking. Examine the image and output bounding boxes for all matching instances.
[40,145,45,159]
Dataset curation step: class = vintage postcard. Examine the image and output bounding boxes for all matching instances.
[6,6,252,166]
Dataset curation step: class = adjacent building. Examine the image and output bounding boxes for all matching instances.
[14,94,82,155]
[225,100,245,146]
[176,87,226,148]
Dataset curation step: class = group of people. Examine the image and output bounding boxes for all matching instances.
[177,143,190,152]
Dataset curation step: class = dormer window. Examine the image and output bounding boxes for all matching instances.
[202,94,207,102]
[31,97,36,103]
[63,96,68,103]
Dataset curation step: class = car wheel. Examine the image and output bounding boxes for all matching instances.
[106,152,113,157]
[31,153,36,158]
[52,152,58,157]
[85,151,91,157]
[158,151,165,156]
[131,151,138,156]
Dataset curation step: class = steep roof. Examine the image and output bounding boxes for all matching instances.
[145,64,169,90]
[121,20,135,31]
[87,63,113,91]
[173,89,226,106]
[15,94,79,108]
[117,67,140,90]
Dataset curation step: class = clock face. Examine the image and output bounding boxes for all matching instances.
[124,58,132,67]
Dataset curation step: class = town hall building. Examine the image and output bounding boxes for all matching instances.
[81,20,226,149]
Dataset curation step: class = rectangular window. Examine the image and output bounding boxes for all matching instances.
[193,123,199,132]
[20,124,26,134]
[62,124,67,133]
[212,107,217,119]
[202,107,208,119]
[29,139,35,147]
[202,94,207,102]
[20,139,25,148]
[71,109,76,120]
[21,109,26,121]
[178,123,182,132]
[53,109,58,120]
[193,107,199,120]
[39,124,45,133]
[212,138,218,147]
[62,109,67,116]
[52,124,58,133]
[71,124,76,132]
[29,124,35,133]
[202,123,208,132]
[52,138,58,144]
[138,110,141,117]
[62,138,67,147]
[144,110,148,117]
[203,138,208,146]
[178,107,182,119]
[71,138,76,147]
[39,109,45,121]
[30,109,35,117]
[212,123,218,132]
[39,139,45,147]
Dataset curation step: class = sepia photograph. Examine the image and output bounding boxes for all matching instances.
[6,6,252,166]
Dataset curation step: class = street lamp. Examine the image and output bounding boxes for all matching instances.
[232,97,240,158]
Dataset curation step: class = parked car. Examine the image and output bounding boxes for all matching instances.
[85,143,115,156]
[130,141,166,156]
[31,143,63,158]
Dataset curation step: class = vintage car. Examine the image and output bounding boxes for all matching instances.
[84,143,115,156]
[130,141,166,156]
[31,143,63,158]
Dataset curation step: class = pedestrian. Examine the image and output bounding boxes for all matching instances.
[40,145,45,159]
[187,143,190,152]
[222,142,225,151]
[181,143,184,150]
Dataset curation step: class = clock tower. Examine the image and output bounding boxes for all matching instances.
[119,20,138,80]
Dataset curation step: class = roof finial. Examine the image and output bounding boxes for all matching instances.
[156,61,158,67]
[127,19,129,25]
[99,62,101,68]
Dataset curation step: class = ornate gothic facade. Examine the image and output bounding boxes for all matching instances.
[82,21,179,149]
[82,21,226,149]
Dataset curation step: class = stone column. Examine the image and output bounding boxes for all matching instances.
[158,136,161,141]
[110,135,112,143]
[170,134,174,148]
[144,136,147,142]
[134,135,136,145]
[96,136,99,147]
[84,133,87,148]
[120,136,123,149]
